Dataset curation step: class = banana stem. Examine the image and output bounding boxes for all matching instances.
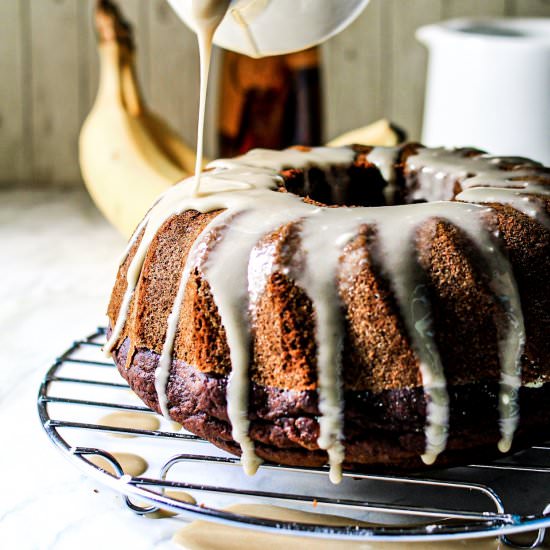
[95,0,135,110]
[121,55,145,116]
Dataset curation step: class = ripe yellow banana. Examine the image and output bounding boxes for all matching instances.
[80,1,200,238]
[326,119,404,147]
[119,56,205,175]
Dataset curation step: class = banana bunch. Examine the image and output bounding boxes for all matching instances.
[80,1,404,239]
[79,0,200,238]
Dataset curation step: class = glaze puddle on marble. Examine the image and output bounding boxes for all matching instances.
[88,452,148,477]
[145,490,197,519]
[172,504,502,550]
[98,411,161,438]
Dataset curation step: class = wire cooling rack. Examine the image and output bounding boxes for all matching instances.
[38,327,550,546]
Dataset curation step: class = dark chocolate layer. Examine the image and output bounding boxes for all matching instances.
[113,336,550,471]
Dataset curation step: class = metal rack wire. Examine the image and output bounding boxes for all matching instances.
[38,327,550,546]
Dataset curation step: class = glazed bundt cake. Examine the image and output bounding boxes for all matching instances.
[105,144,550,483]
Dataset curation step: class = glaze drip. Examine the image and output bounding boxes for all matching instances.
[456,187,550,230]
[408,147,548,200]
[366,146,400,203]
[105,145,549,482]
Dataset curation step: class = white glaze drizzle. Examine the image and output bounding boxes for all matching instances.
[199,200,313,475]
[204,148,354,476]
[414,203,525,455]
[170,0,231,196]
[294,210,362,483]
[408,147,549,198]
[104,144,549,481]
[192,1,231,195]
[456,187,550,230]
[366,146,400,204]
[406,147,549,452]
[247,238,282,317]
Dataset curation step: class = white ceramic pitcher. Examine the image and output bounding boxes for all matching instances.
[167,0,370,57]
[417,18,550,164]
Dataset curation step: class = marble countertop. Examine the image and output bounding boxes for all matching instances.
[1,189,185,549]
[1,188,546,550]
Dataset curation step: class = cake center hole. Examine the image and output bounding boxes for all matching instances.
[282,166,394,207]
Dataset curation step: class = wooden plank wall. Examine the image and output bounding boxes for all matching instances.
[1,0,549,187]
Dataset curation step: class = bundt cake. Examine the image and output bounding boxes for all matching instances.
[105,144,550,483]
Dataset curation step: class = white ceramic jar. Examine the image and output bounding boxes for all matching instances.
[417,18,550,164]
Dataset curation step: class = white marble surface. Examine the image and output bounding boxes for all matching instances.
[0,189,189,549]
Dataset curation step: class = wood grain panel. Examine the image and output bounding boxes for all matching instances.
[0,0,29,185]
[442,0,507,18]
[118,0,151,100]
[322,0,384,142]
[2,0,549,186]
[81,0,100,119]
[511,0,550,16]
[386,0,444,140]
[30,0,80,185]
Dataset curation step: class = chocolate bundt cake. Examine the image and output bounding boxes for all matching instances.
[105,144,550,482]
